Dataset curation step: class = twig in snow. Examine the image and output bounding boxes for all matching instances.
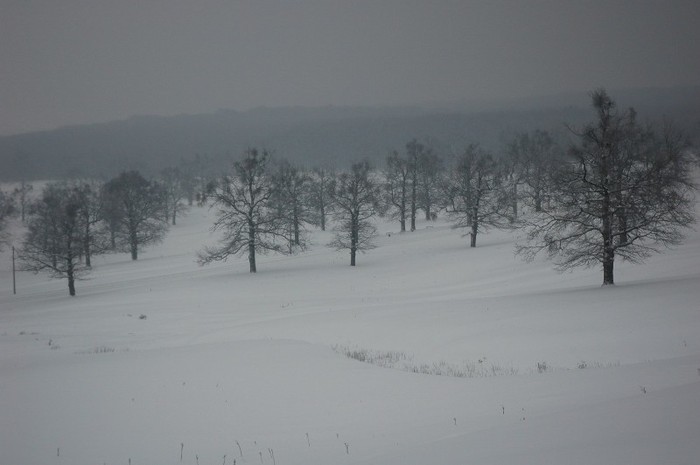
[236,440,243,457]
[306,432,311,447]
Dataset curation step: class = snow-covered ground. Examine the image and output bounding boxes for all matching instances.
[1,205,699,465]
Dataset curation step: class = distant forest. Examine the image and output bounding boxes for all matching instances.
[1,87,699,181]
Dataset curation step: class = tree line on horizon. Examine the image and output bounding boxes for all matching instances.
[0,89,697,295]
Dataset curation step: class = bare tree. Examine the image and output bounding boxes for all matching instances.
[383,150,410,232]
[504,130,563,219]
[19,184,89,296]
[12,181,33,223]
[272,159,312,251]
[308,167,335,231]
[0,189,16,249]
[103,171,168,260]
[99,184,122,251]
[517,89,697,285]
[329,160,382,266]
[198,149,288,273]
[445,145,510,247]
[159,166,189,225]
[72,181,108,267]
[406,139,424,231]
[417,149,442,221]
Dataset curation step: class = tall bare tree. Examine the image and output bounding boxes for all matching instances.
[504,130,563,218]
[12,181,33,223]
[445,145,510,247]
[329,160,383,266]
[103,171,168,260]
[417,148,442,221]
[0,189,16,249]
[272,159,312,251]
[308,167,335,231]
[383,150,410,232]
[517,89,697,285]
[19,184,89,296]
[72,181,107,267]
[406,139,422,231]
[198,149,288,273]
[159,166,189,225]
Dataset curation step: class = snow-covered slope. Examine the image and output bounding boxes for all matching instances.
[1,206,699,465]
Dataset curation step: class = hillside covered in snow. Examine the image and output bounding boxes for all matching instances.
[1,202,699,465]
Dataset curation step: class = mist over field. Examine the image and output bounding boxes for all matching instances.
[2,86,700,181]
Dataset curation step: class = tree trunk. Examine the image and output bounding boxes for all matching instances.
[410,175,417,231]
[172,207,177,225]
[603,255,614,285]
[248,221,256,273]
[67,258,76,296]
[248,244,256,272]
[350,215,358,266]
[601,194,614,285]
[470,219,478,248]
[130,230,138,260]
[68,273,76,296]
[84,223,91,267]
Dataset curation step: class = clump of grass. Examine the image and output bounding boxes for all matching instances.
[335,346,410,367]
[534,359,621,374]
[75,346,123,355]
[332,344,518,378]
[581,360,620,369]
[91,346,116,354]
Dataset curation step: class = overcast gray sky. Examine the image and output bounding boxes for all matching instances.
[1,0,698,135]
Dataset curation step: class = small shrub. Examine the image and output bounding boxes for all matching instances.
[75,346,121,355]
[93,346,116,353]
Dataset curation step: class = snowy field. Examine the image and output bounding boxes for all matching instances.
[1,203,699,465]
